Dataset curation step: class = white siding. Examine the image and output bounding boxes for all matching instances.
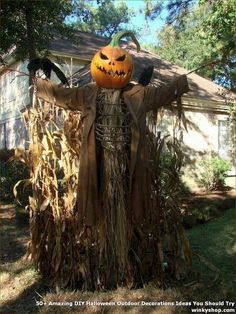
[0,123,6,148]
[0,57,86,149]
[156,109,235,190]
[0,61,29,149]
[0,61,30,119]
[181,111,234,189]
[0,117,27,149]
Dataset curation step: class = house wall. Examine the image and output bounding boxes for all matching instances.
[159,109,235,190]
[0,61,30,120]
[0,61,29,149]
[182,110,235,189]
[0,56,88,149]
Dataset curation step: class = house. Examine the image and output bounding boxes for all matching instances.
[0,32,109,149]
[0,31,235,190]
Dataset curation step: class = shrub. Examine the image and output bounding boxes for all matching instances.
[160,152,191,196]
[198,157,232,191]
[0,148,31,204]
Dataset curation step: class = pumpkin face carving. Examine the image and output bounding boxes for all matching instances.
[91,31,140,89]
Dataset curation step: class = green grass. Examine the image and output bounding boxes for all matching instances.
[187,208,235,300]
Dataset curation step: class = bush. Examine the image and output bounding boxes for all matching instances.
[0,149,31,204]
[198,157,232,191]
[160,152,191,196]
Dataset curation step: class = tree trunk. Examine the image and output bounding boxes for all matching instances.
[25,2,37,105]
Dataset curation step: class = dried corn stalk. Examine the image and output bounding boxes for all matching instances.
[146,112,192,281]
[16,97,82,289]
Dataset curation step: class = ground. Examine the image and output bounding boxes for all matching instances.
[181,189,235,227]
[0,191,235,314]
[0,204,45,314]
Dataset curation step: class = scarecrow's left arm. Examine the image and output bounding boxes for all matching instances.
[144,75,189,112]
[35,78,85,111]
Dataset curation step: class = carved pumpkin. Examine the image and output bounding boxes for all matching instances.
[91,31,140,89]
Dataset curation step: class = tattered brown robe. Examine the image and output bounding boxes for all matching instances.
[36,76,189,227]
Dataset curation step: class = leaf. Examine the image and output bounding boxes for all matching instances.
[29,196,37,210]
[13,179,31,205]
[39,199,50,211]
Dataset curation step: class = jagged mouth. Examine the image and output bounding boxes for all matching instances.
[96,65,131,78]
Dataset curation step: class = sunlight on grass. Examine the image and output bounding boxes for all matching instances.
[0,258,40,307]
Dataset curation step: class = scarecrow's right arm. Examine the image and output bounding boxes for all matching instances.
[144,75,189,111]
[35,78,84,111]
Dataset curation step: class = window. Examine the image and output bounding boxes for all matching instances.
[0,72,15,113]
[0,123,6,149]
[0,74,7,111]
[8,71,16,102]
[218,120,232,160]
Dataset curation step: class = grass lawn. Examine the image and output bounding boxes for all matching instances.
[186,207,235,301]
[0,204,235,314]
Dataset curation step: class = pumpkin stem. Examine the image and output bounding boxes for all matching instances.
[109,31,140,52]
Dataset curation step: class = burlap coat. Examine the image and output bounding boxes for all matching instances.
[36,76,189,226]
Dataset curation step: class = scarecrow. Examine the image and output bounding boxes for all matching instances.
[28,31,190,290]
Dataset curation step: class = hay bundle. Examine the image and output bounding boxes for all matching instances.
[16,92,192,291]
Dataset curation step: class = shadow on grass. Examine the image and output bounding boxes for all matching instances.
[0,278,49,314]
[0,203,49,314]
[0,219,29,263]
[187,208,236,300]
[181,190,235,228]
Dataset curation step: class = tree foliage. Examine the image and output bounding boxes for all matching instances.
[73,0,133,38]
[155,0,236,90]
[0,0,134,61]
[199,0,236,61]
[156,5,213,76]
[0,0,76,60]
[144,0,194,23]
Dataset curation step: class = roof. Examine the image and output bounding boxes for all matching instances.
[49,31,109,60]
[51,32,233,105]
[129,46,233,105]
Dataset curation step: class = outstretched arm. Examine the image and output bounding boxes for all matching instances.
[35,78,85,111]
[144,75,189,112]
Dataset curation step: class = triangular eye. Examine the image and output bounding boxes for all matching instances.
[116,55,126,61]
[100,52,109,60]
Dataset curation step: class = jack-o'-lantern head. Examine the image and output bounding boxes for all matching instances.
[91,31,140,89]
